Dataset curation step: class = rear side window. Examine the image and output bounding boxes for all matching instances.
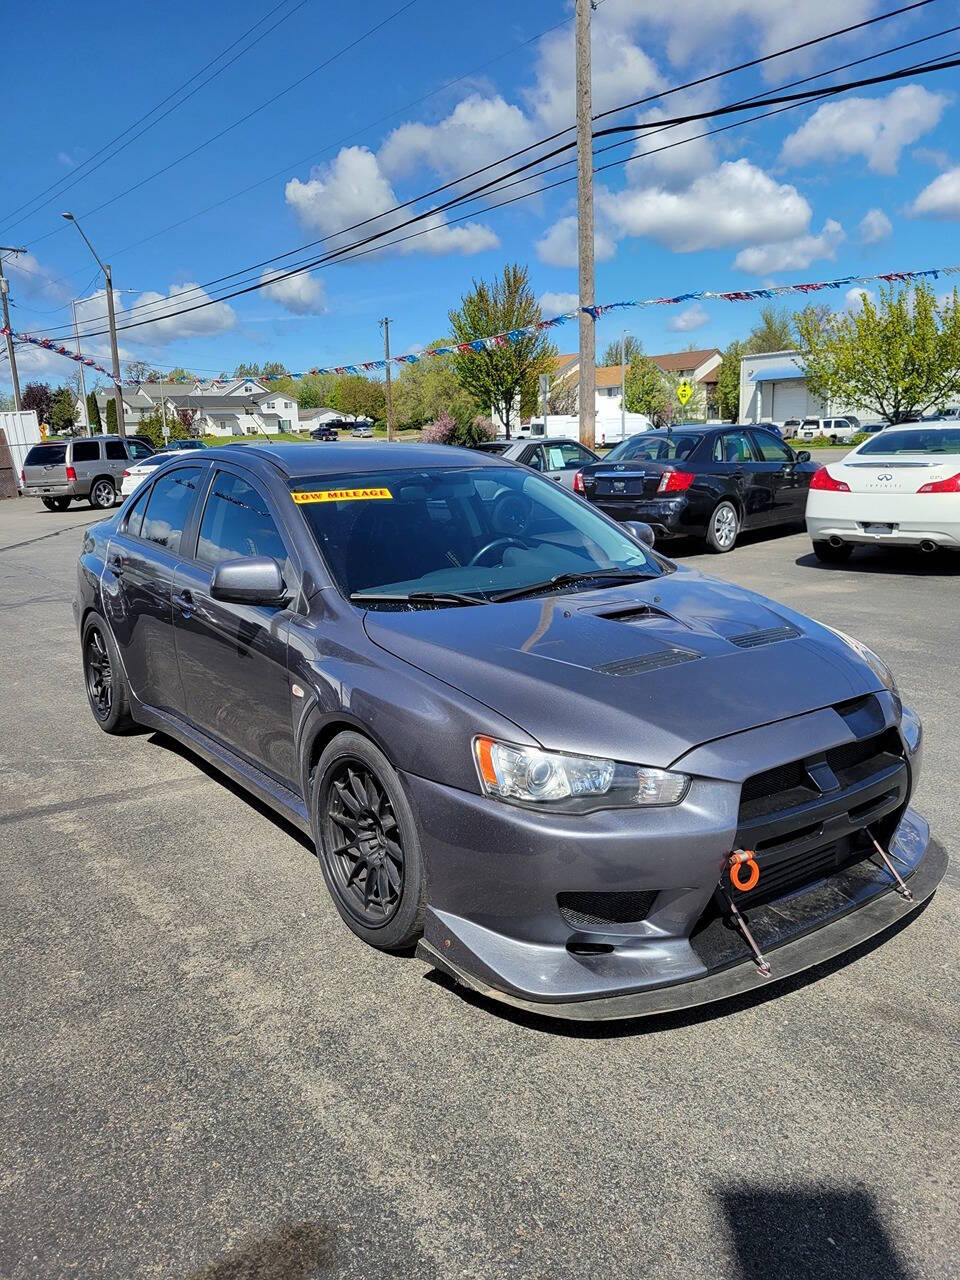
[24,444,66,466]
[123,484,152,539]
[127,440,154,459]
[196,471,291,576]
[72,441,100,462]
[140,467,201,554]
[105,440,126,460]
[714,431,756,463]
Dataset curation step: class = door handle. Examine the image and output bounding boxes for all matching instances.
[108,552,124,575]
[173,588,194,614]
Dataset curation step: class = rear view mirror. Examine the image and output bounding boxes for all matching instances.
[210,556,287,604]
[623,520,656,548]
[796,450,811,462]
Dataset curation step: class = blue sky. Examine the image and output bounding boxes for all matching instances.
[3,0,960,391]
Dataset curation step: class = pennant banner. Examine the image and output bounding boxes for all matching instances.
[6,265,959,387]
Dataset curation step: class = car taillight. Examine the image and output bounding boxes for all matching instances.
[573,470,585,494]
[20,468,25,487]
[657,470,695,493]
[122,469,131,478]
[65,465,77,482]
[809,467,850,492]
[917,472,960,493]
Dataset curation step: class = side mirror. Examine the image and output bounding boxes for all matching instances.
[796,449,811,462]
[210,556,287,604]
[623,520,656,548]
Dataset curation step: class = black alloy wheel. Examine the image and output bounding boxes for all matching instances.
[84,625,114,721]
[323,759,404,925]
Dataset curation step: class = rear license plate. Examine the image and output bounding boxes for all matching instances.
[861,522,897,535]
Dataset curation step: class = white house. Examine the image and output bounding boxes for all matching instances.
[92,377,301,436]
[551,348,723,419]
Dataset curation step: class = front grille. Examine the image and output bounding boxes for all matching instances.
[558,890,657,929]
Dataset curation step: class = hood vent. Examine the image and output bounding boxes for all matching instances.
[595,647,701,677]
[729,624,800,649]
[592,604,675,625]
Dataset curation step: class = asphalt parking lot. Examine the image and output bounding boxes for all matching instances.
[1,496,957,1280]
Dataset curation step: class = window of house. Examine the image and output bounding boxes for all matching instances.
[280,419,291,431]
[196,471,292,580]
[72,441,100,462]
[140,467,201,554]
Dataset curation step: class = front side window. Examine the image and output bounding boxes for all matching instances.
[127,440,154,459]
[293,465,666,603]
[72,441,99,463]
[197,471,292,578]
[751,430,792,463]
[105,440,126,460]
[857,428,960,455]
[140,467,201,554]
[123,484,152,538]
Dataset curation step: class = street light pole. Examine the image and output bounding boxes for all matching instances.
[0,247,26,411]
[575,0,596,452]
[71,299,88,432]
[61,213,126,437]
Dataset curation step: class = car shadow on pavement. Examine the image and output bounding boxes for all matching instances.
[423,900,932,1039]
[714,1184,910,1280]
[795,548,960,576]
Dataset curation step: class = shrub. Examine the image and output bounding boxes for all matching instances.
[420,412,457,444]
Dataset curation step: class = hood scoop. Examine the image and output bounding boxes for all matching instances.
[728,624,800,649]
[591,603,678,625]
[595,647,701,677]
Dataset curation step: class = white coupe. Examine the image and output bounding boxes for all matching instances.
[806,422,960,562]
[119,450,177,496]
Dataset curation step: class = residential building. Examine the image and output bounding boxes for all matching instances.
[550,348,723,419]
[90,376,302,436]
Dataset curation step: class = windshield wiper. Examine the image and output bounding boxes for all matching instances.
[490,568,654,602]
[350,590,488,607]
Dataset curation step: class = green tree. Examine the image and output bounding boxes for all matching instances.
[623,354,670,425]
[330,375,386,424]
[87,392,102,429]
[448,264,555,437]
[601,335,642,366]
[391,341,479,428]
[105,399,118,434]
[716,339,746,421]
[748,304,794,353]
[292,372,337,409]
[233,361,261,377]
[135,407,190,450]
[166,367,196,384]
[49,385,76,435]
[796,283,960,423]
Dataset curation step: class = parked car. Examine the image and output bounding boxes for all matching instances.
[805,423,960,561]
[475,437,600,489]
[74,442,942,1019]
[310,424,340,441]
[782,418,803,437]
[751,420,783,439]
[120,450,180,496]
[575,425,817,551]
[351,423,374,438]
[21,435,155,510]
[162,439,207,451]
[795,417,859,443]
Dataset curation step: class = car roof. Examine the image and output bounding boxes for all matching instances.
[196,441,508,478]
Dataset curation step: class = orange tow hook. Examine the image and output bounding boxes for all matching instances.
[728,849,759,893]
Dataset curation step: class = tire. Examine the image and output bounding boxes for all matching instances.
[81,612,136,734]
[813,540,853,563]
[41,497,71,511]
[705,500,740,553]
[89,477,116,510]
[311,731,426,951]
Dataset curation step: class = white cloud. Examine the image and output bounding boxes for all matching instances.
[525,22,661,131]
[79,283,238,345]
[845,287,875,311]
[379,94,536,180]
[259,268,326,315]
[535,215,617,268]
[858,208,892,244]
[911,166,960,219]
[285,145,498,257]
[781,86,948,176]
[600,159,811,252]
[626,106,718,191]
[538,291,579,316]
[2,252,73,307]
[667,303,710,332]
[734,219,845,274]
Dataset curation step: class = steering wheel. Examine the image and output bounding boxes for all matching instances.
[468,535,530,567]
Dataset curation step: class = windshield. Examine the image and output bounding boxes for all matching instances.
[857,428,960,455]
[602,432,701,463]
[292,465,665,603]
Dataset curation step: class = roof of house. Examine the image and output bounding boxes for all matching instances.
[551,348,722,386]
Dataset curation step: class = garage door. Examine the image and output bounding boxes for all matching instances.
[770,380,808,422]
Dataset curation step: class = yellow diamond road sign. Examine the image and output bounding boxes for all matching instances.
[676,379,693,406]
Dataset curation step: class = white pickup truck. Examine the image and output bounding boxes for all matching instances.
[794,415,860,442]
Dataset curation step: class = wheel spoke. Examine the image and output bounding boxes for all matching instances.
[334,778,361,815]
[383,859,401,893]
[347,768,367,807]
[330,808,357,835]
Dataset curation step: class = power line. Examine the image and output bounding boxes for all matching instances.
[43,46,960,344]
[0,0,309,232]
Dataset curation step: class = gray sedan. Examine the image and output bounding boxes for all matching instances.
[476,436,599,488]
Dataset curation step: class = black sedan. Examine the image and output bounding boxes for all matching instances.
[576,426,817,552]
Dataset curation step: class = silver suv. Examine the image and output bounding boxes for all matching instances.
[21,435,155,511]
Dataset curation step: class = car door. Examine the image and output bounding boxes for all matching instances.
[748,428,808,524]
[542,441,598,488]
[70,439,102,498]
[172,464,299,786]
[102,465,205,713]
[711,429,767,526]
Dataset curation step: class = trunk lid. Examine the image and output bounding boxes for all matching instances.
[837,458,960,493]
[23,443,68,487]
[584,461,669,501]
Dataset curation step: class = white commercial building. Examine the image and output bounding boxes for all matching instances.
[739,350,860,424]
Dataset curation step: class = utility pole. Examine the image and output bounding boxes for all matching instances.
[380,316,394,441]
[61,213,125,437]
[0,248,26,411]
[71,299,88,432]
[158,369,168,442]
[575,0,596,452]
[620,329,627,440]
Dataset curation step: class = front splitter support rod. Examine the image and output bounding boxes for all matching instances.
[868,830,914,901]
[719,886,772,977]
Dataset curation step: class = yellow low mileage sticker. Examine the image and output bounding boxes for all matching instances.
[292,487,393,504]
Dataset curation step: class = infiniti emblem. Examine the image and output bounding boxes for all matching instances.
[877,472,893,481]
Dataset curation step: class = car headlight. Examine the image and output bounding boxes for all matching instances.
[473,736,690,811]
[824,625,899,697]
